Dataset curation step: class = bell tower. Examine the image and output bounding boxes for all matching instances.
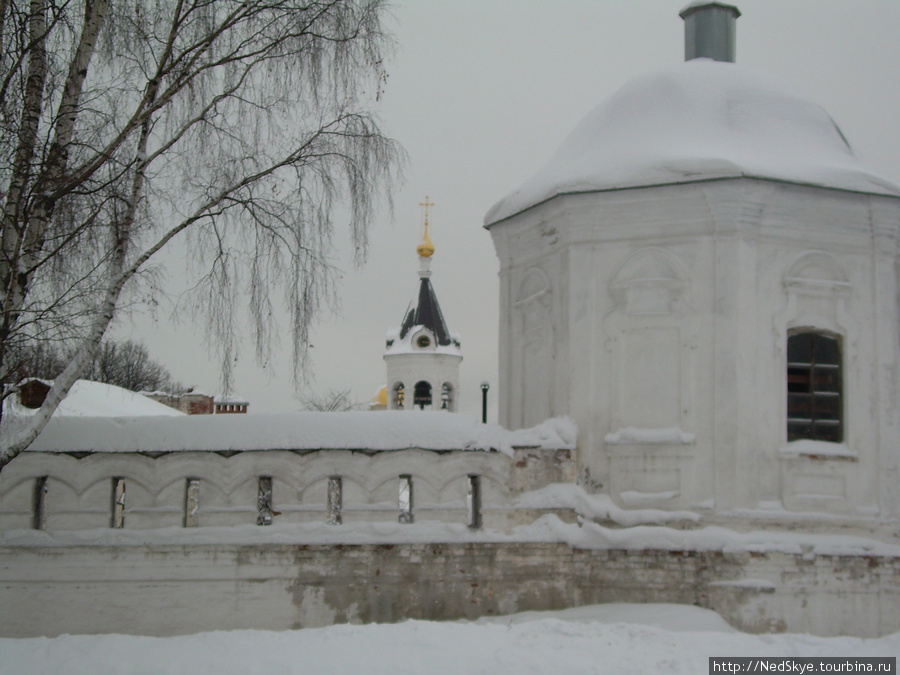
[383,198,462,411]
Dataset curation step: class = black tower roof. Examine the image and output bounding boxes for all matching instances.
[399,276,452,346]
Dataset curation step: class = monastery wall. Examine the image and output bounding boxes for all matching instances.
[2,428,898,640]
[0,447,576,532]
[2,541,898,639]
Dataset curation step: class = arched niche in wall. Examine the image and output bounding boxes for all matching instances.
[391,382,405,410]
[513,267,553,427]
[413,380,433,410]
[603,247,696,442]
[441,382,454,411]
[609,247,687,316]
[775,251,857,446]
[774,251,860,512]
[775,251,856,361]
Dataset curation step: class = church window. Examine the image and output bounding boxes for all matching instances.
[257,476,274,526]
[327,476,343,525]
[414,381,432,409]
[441,383,453,410]
[398,475,414,523]
[32,476,47,530]
[392,382,405,409]
[111,477,126,528]
[184,478,200,528]
[466,475,482,529]
[787,332,842,442]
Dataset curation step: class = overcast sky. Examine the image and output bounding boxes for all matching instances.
[117,0,900,420]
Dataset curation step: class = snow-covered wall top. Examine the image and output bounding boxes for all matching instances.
[25,411,576,456]
[485,59,900,225]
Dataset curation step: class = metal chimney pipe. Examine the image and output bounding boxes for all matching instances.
[680,1,741,63]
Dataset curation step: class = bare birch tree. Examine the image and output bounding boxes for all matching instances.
[299,387,358,411]
[0,0,400,468]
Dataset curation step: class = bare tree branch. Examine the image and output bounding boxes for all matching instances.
[0,0,401,468]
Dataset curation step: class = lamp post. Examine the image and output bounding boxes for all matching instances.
[480,381,490,424]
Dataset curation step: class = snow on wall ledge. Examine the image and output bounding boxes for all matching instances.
[485,59,900,225]
[24,412,577,456]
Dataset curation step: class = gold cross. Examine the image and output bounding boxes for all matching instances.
[419,196,434,226]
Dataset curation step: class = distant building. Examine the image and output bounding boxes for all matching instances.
[145,390,215,415]
[214,394,249,414]
[380,201,463,412]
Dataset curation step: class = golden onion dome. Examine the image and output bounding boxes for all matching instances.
[416,223,435,258]
[417,196,436,257]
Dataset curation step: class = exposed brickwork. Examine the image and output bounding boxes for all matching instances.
[2,542,898,638]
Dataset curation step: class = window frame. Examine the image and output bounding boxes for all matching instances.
[786,330,843,443]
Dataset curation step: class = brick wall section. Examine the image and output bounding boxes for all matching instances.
[145,393,214,415]
[2,543,898,638]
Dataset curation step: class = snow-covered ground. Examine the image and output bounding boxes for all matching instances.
[1,604,896,674]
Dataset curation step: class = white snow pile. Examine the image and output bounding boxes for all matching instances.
[517,483,701,527]
[5,510,899,560]
[2,604,898,674]
[486,59,900,224]
[26,412,576,456]
[7,380,184,418]
[781,439,858,459]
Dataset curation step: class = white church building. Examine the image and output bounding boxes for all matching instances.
[2,2,900,639]
[382,205,463,413]
[486,1,900,521]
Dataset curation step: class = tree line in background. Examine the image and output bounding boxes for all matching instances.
[299,388,360,412]
[10,340,182,394]
[0,0,400,469]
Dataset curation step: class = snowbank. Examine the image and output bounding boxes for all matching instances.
[1,604,897,674]
[4,510,899,559]
[516,483,701,527]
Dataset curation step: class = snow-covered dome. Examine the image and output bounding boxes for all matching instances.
[485,59,900,225]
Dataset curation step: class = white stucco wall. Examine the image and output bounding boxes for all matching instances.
[384,350,462,411]
[0,444,576,533]
[489,178,900,519]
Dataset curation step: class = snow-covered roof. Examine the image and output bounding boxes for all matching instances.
[384,325,462,357]
[214,394,248,405]
[485,59,900,225]
[26,412,576,456]
[10,380,185,418]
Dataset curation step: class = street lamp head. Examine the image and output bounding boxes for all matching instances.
[480,381,490,391]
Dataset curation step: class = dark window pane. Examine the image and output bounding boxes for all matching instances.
[815,395,841,419]
[788,393,814,417]
[814,422,842,443]
[813,368,840,392]
[788,421,812,441]
[814,334,841,365]
[788,334,812,363]
[787,367,811,393]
